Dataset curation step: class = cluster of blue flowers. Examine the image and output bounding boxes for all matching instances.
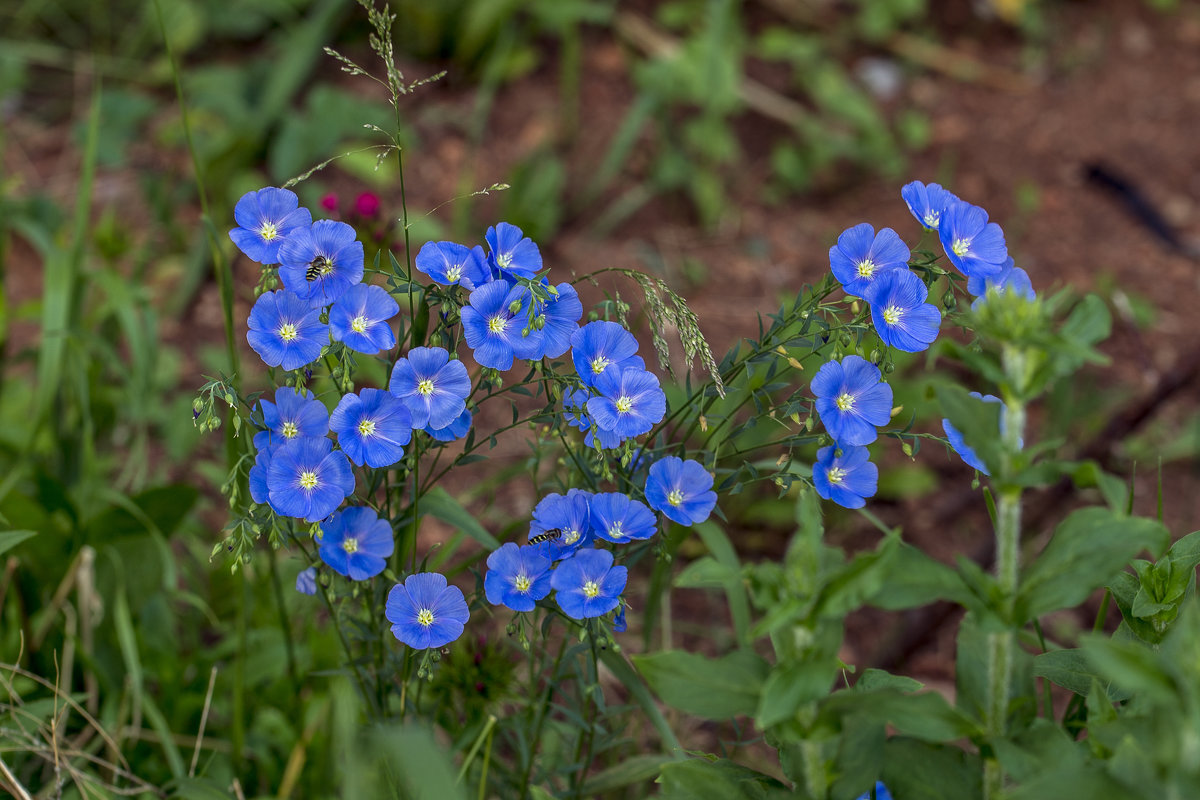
[484,457,717,627]
[230,187,718,650]
[812,182,1036,508]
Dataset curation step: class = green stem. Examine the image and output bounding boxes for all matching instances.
[984,346,1028,800]
[267,546,300,692]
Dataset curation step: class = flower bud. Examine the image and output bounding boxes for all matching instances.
[508,299,523,315]
[942,290,956,311]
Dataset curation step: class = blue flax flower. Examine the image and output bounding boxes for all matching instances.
[484,543,553,612]
[414,241,490,289]
[613,603,628,633]
[295,566,317,595]
[330,388,413,468]
[539,283,584,359]
[266,437,355,522]
[938,200,1008,279]
[530,489,595,561]
[388,346,471,430]
[828,223,910,299]
[571,321,644,388]
[552,548,627,620]
[386,572,470,649]
[812,445,878,509]
[967,258,1035,309]
[254,387,329,452]
[229,187,312,265]
[587,367,666,442]
[424,408,473,442]
[812,356,893,446]
[249,444,276,509]
[486,222,542,279]
[863,269,942,353]
[901,181,959,231]
[942,392,1009,475]
[278,219,365,308]
[461,280,545,370]
[590,492,658,544]
[247,290,329,371]
[644,457,718,526]
[855,782,893,800]
[318,506,394,580]
[564,388,622,450]
[329,283,399,354]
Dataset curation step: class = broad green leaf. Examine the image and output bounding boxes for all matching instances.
[868,543,971,610]
[580,755,674,795]
[756,660,836,728]
[822,689,979,742]
[853,668,923,694]
[815,536,898,618]
[881,738,981,800]
[1017,508,1169,622]
[1032,649,1130,701]
[1082,636,1176,704]
[992,718,1083,785]
[0,529,36,557]
[829,711,885,800]
[656,758,791,800]
[420,487,500,550]
[1004,765,1133,800]
[694,521,752,645]
[1109,570,1162,643]
[937,384,1003,478]
[633,650,769,720]
[168,776,233,800]
[599,650,683,756]
[675,556,734,588]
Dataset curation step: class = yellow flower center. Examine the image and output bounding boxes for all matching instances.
[417,378,435,396]
[298,470,319,490]
[923,211,940,228]
[514,574,531,593]
[488,316,507,335]
[278,323,298,342]
[608,523,625,539]
[351,315,369,333]
[590,356,611,375]
[827,466,847,486]
[856,259,875,279]
[357,418,376,437]
[835,392,855,412]
[882,305,903,326]
[563,529,580,545]
[496,252,512,268]
[951,238,970,258]
[258,221,278,241]
[667,489,684,507]
[446,266,462,282]
[342,537,358,554]
[281,421,299,438]
[615,396,633,414]
[417,608,435,627]
[583,581,600,598]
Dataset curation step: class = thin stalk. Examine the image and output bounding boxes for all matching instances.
[267,547,300,692]
[984,345,1028,800]
[571,624,602,798]
[232,573,247,774]
[518,635,567,798]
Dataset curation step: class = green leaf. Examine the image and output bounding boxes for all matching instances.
[854,668,924,693]
[868,543,971,610]
[1016,508,1170,622]
[633,650,769,720]
[675,556,734,589]
[937,384,1003,477]
[580,755,675,795]
[756,660,836,728]
[881,738,981,800]
[1109,570,1163,643]
[656,758,791,800]
[0,529,36,557]
[1032,649,1130,701]
[822,689,979,743]
[814,535,898,618]
[168,776,234,799]
[1082,636,1176,704]
[420,487,500,550]
[992,718,1083,785]
[599,649,683,757]
[693,521,752,645]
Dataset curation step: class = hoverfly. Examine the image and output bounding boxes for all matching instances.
[528,528,564,546]
[306,255,331,282]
